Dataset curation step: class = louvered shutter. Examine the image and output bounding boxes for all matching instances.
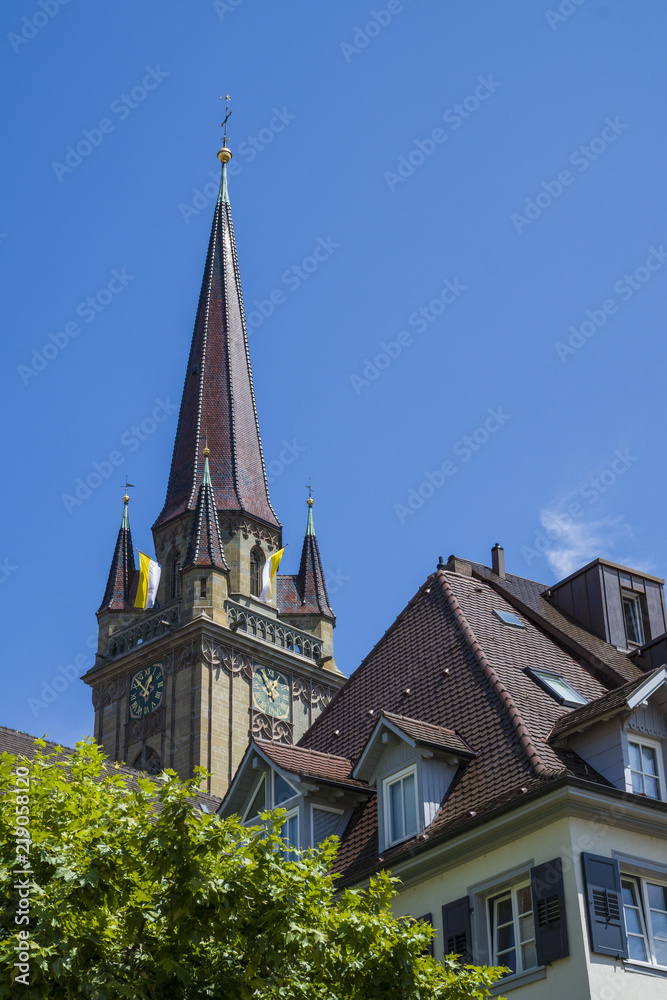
[530,858,569,964]
[417,913,434,956]
[442,896,472,962]
[581,853,628,958]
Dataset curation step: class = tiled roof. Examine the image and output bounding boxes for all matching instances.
[469,562,642,686]
[300,563,620,879]
[549,667,661,740]
[154,165,279,531]
[0,726,221,813]
[380,712,476,757]
[97,502,137,614]
[255,740,372,791]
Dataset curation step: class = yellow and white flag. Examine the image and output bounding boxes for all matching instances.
[260,546,286,602]
[135,551,162,609]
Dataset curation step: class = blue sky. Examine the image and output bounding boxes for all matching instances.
[2,1,667,748]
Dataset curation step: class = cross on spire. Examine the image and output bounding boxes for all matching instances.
[220,94,232,148]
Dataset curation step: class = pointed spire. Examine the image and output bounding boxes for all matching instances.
[154,142,279,532]
[182,447,229,571]
[293,497,334,619]
[97,493,137,614]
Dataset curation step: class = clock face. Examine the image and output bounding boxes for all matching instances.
[129,664,164,719]
[253,665,291,720]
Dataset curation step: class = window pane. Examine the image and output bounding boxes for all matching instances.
[644,775,660,800]
[627,933,649,962]
[498,949,517,974]
[497,924,515,951]
[496,897,513,925]
[275,774,295,805]
[631,771,645,794]
[647,883,667,911]
[651,909,667,940]
[390,780,403,841]
[628,741,642,771]
[624,907,644,935]
[521,942,537,970]
[516,886,533,916]
[402,772,417,837]
[654,938,667,966]
[519,913,534,942]
[623,594,644,644]
[246,777,266,818]
[641,745,658,775]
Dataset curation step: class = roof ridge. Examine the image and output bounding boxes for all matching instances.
[437,569,562,779]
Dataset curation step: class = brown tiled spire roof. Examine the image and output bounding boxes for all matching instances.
[276,499,334,619]
[154,160,279,531]
[181,450,229,572]
[97,497,136,614]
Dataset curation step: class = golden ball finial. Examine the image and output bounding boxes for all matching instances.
[307,497,314,508]
[217,146,232,164]
[123,494,130,504]
[203,446,210,457]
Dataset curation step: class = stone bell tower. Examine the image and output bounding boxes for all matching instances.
[83,137,343,797]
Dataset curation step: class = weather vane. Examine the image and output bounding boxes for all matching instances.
[220,94,232,148]
[123,477,135,503]
[306,478,313,501]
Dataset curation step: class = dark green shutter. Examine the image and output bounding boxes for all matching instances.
[581,853,628,958]
[442,896,472,962]
[530,858,569,964]
[417,913,434,956]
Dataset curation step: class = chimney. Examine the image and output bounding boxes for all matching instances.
[492,543,505,579]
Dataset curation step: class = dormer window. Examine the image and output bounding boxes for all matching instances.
[628,738,664,800]
[622,591,645,645]
[384,766,418,846]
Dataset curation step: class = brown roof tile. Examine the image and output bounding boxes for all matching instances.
[548,667,661,740]
[380,711,476,757]
[255,740,372,791]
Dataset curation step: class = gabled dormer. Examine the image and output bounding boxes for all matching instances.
[546,558,667,652]
[219,740,373,854]
[549,666,667,801]
[352,712,476,851]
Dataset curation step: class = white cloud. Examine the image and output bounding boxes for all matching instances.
[539,509,635,579]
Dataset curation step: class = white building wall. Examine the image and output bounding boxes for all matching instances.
[386,811,666,999]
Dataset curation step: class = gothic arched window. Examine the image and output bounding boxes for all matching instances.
[132,746,162,775]
[250,548,263,597]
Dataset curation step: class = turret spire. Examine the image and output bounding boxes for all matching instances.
[154,141,279,531]
[294,496,334,619]
[97,493,136,614]
[182,447,229,571]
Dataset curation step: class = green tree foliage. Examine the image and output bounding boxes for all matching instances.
[0,739,505,999]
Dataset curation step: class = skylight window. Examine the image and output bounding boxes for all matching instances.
[527,668,588,708]
[493,609,525,628]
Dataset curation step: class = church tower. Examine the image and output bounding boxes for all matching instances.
[83,139,343,797]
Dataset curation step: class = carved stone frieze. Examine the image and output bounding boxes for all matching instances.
[218,514,280,551]
[311,684,330,709]
[163,641,197,675]
[292,676,310,704]
[202,637,252,678]
[252,711,293,745]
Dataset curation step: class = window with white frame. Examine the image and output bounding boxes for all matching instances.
[281,808,299,860]
[627,736,664,800]
[383,766,418,846]
[622,591,645,645]
[488,884,538,977]
[622,876,667,968]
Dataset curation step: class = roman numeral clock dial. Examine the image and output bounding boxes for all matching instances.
[129,664,164,719]
[253,666,290,720]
